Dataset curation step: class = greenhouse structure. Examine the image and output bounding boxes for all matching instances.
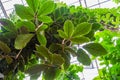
[0,0,120,80]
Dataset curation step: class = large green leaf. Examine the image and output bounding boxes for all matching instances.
[37,31,47,46]
[25,64,48,75]
[14,4,34,20]
[36,24,48,32]
[35,45,52,61]
[77,48,91,65]
[71,36,90,44]
[43,67,59,80]
[83,43,107,56]
[58,30,68,39]
[26,0,39,12]
[16,21,35,32]
[52,54,64,66]
[38,16,53,23]
[63,20,74,38]
[72,22,92,37]
[0,19,17,32]
[0,41,11,54]
[14,34,34,49]
[38,1,55,16]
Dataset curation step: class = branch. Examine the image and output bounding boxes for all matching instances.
[15,49,22,59]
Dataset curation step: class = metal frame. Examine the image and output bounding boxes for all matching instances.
[0,0,115,18]
[0,0,8,18]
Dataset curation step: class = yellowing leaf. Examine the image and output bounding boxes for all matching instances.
[15,34,34,49]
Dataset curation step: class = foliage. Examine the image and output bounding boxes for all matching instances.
[113,0,120,4]
[94,30,120,80]
[0,0,108,80]
[56,64,83,80]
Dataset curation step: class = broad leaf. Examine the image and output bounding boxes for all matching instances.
[37,24,48,33]
[25,64,48,75]
[38,1,55,16]
[77,48,91,65]
[37,31,47,46]
[15,4,34,20]
[15,34,34,49]
[16,21,35,32]
[52,54,64,66]
[65,47,77,57]
[58,30,67,39]
[35,45,52,61]
[43,67,59,80]
[38,16,53,23]
[72,22,92,37]
[83,43,107,56]
[30,73,40,80]
[0,41,11,54]
[71,36,90,44]
[63,20,74,38]
[0,19,17,32]
[26,0,39,12]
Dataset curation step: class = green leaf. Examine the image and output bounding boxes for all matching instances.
[71,36,90,44]
[52,54,64,66]
[35,45,52,61]
[14,4,34,20]
[0,41,11,54]
[6,56,13,64]
[37,31,47,46]
[83,43,107,56]
[61,52,71,70]
[63,20,74,38]
[37,24,48,33]
[65,47,77,57]
[58,30,68,39]
[77,48,91,65]
[38,1,55,16]
[26,0,39,12]
[30,73,40,80]
[92,22,101,30]
[72,22,92,37]
[0,19,17,32]
[14,34,34,49]
[16,21,35,32]
[38,16,53,23]
[43,67,59,80]
[25,64,48,75]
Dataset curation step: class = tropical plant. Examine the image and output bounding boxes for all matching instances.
[0,0,107,80]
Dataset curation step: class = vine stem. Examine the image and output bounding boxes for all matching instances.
[15,49,22,59]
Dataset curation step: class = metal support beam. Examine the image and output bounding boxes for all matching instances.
[98,0,101,8]
[89,0,111,8]
[0,0,8,18]
[79,0,82,5]
[84,0,87,8]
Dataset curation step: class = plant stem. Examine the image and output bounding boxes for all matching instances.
[15,49,22,59]
[35,23,44,31]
